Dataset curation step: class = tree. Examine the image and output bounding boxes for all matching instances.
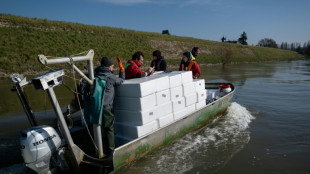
[221,36,226,42]
[257,38,278,48]
[304,41,310,56]
[238,32,248,45]
[162,30,170,35]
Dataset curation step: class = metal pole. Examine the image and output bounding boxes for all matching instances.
[15,83,38,127]
[88,58,104,158]
[47,87,82,173]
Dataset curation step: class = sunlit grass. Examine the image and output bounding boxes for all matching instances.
[0,14,301,75]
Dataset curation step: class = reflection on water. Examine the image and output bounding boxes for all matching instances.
[0,76,77,118]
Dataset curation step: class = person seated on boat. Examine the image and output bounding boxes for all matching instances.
[93,56,125,157]
[125,51,154,79]
[179,51,201,79]
[150,50,167,71]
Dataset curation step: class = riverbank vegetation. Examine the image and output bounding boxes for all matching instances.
[0,14,302,77]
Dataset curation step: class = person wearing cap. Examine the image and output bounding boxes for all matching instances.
[179,51,201,79]
[94,56,125,157]
[125,51,154,79]
[150,50,167,71]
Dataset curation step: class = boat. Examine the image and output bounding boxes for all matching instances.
[113,80,234,171]
[0,50,234,173]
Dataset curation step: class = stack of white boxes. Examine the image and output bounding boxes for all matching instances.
[114,71,207,145]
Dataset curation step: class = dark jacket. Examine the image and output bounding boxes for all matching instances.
[150,57,167,71]
[94,66,125,109]
[125,60,147,79]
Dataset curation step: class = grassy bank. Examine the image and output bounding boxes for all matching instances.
[0,14,301,76]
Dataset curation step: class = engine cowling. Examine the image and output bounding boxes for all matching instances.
[20,125,61,173]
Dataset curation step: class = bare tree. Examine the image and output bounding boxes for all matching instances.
[257,38,278,48]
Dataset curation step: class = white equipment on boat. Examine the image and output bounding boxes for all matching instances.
[20,126,68,173]
[219,84,232,97]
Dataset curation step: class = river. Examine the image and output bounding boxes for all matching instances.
[0,60,310,173]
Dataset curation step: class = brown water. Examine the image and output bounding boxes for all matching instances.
[1,60,310,173]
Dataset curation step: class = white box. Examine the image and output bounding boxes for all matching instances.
[149,74,170,92]
[115,107,158,126]
[173,104,195,120]
[193,79,205,92]
[172,97,185,112]
[156,101,173,118]
[170,86,183,101]
[173,109,187,120]
[115,93,156,111]
[156,89,171,105]
[156,72,182,88]
[116,77,157,97]
[184,93,197,106]
[158,113,174,128]
[196,100,206,110]
[115,120,159,139]
[197,89,207,102]
[171,71,192,84]
[186,104,196,115]
[182,81,195,96]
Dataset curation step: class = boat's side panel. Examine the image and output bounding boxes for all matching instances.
[113,91,234,170]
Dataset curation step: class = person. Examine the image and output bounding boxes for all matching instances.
[125,51,154,79]
[191,47,201,58]
[93,56,125,157]
[66,56,125,158]
[150,50,167,71]
[179,51,201,79]
[180,47,200,68]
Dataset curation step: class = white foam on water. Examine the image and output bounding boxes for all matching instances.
[150,102,255,173]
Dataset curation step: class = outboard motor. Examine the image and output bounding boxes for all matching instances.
[20,126,68,173]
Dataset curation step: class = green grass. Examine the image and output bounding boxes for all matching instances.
[0,14,302,76]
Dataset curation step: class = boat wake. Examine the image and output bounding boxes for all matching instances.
[129,102,255,174]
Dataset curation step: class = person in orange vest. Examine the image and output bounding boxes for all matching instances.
[125,51,154,79]
[179,51,201,79]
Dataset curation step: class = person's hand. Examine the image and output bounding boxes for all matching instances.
[117,57,124,72]
[146,67,154,76]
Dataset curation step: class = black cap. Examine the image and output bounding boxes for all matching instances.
[100,57,114,67]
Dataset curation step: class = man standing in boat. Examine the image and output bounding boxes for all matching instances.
[125,51,154,79]
[179,51,201,79]
[94,57,125,157]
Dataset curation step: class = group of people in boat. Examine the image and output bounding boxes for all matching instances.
[67,47,202,159]
[124,47,201,79]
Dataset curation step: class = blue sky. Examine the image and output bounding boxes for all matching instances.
[1,0,309,45]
